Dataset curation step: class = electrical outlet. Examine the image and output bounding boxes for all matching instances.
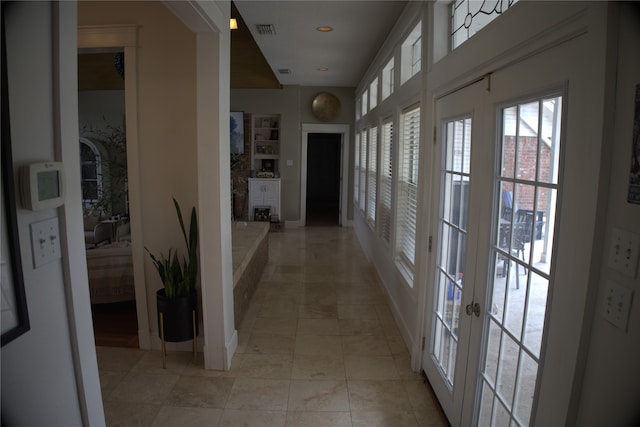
[608,228,640,278]
[603,281,633,331]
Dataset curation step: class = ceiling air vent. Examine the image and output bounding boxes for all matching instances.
[256,24,276,35]
[278,69,291,75]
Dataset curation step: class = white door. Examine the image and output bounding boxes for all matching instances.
[424,55,569,425]
[423,79,490,426]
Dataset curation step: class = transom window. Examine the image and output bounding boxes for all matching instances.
[369,78,379,110]
[451,0,519,50]
[382,58,394,100]
[401,21,422,84]
[362,89,369,117]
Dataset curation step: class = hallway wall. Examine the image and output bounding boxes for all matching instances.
[231,85,355,223]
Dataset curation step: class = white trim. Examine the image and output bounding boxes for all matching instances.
[300,124,350,227]
[77,25,137,49]
[78,25,151,350]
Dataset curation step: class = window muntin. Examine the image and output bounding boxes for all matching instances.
[396,105,421,281]
[382,58,394,100]
[401,21,422,84]
[451,0,519,50]
[367,125,379,227]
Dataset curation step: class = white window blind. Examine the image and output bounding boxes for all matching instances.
[379,119,393,244]
[396,105,420,275]
[354,132,361,206]
[367,125,378,227]
[359,129,368,212]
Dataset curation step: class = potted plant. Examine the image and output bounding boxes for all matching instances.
[145,198,198,351]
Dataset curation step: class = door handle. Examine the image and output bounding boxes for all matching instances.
[465,302,480,317]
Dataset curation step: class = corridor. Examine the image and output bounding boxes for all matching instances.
[96,226,448,426]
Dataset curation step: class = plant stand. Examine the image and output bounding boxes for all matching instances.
[156,289,198,369]
[159,309,197,369]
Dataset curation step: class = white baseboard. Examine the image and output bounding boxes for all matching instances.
[225,330,238,371]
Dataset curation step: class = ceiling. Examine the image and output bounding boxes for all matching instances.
[231,1,407,88]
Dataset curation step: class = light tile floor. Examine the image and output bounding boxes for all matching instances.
[97,226,449,427]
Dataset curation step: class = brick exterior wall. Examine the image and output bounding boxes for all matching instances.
[501,135,552,211]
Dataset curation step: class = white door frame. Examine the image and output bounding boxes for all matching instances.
[301,124,350,226]
[78,25,151,349]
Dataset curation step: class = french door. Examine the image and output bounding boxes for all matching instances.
[423,73,564,426]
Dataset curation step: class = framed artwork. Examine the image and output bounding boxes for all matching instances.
[1,22,30,347]
[230,111,245,154]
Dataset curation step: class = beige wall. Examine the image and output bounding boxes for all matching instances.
[232,85,355,222]
[79,1,199,339]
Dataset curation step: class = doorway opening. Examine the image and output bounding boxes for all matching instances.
[79,50,138,348]
[306,133,342,226]
[300,123,350,227]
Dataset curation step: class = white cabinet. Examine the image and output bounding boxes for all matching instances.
[248,178,281,221]
[251,114,280,177]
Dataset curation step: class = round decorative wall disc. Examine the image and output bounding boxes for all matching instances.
[311,92,341,122]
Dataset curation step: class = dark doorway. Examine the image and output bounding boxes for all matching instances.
[306,133,341,226]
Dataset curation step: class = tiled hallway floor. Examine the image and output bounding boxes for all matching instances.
[97,226,449,426]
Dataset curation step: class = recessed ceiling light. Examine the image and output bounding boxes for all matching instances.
[316,26,333,32]
[318,67,329,71]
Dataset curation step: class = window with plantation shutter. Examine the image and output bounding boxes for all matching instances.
[379,118,393,244]
[359,129,368,212]
[396,105,420,280]
[367,125,378,227]
[354,132,361,207]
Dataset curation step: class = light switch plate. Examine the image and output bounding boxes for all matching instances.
[608,227,640,278]
[603,281,634,331]
[30,217,61,268]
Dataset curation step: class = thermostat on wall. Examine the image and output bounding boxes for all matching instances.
[19,162,65,211]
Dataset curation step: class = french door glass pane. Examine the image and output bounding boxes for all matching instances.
[476,95,562,426]
[431,117,471,389]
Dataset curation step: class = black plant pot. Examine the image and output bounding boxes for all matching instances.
[156,289,198,343]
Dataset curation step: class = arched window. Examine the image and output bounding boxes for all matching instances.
[80,138,102,208]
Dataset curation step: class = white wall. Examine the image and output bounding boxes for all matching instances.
[576,4,640,425]
[1,2,103,425]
